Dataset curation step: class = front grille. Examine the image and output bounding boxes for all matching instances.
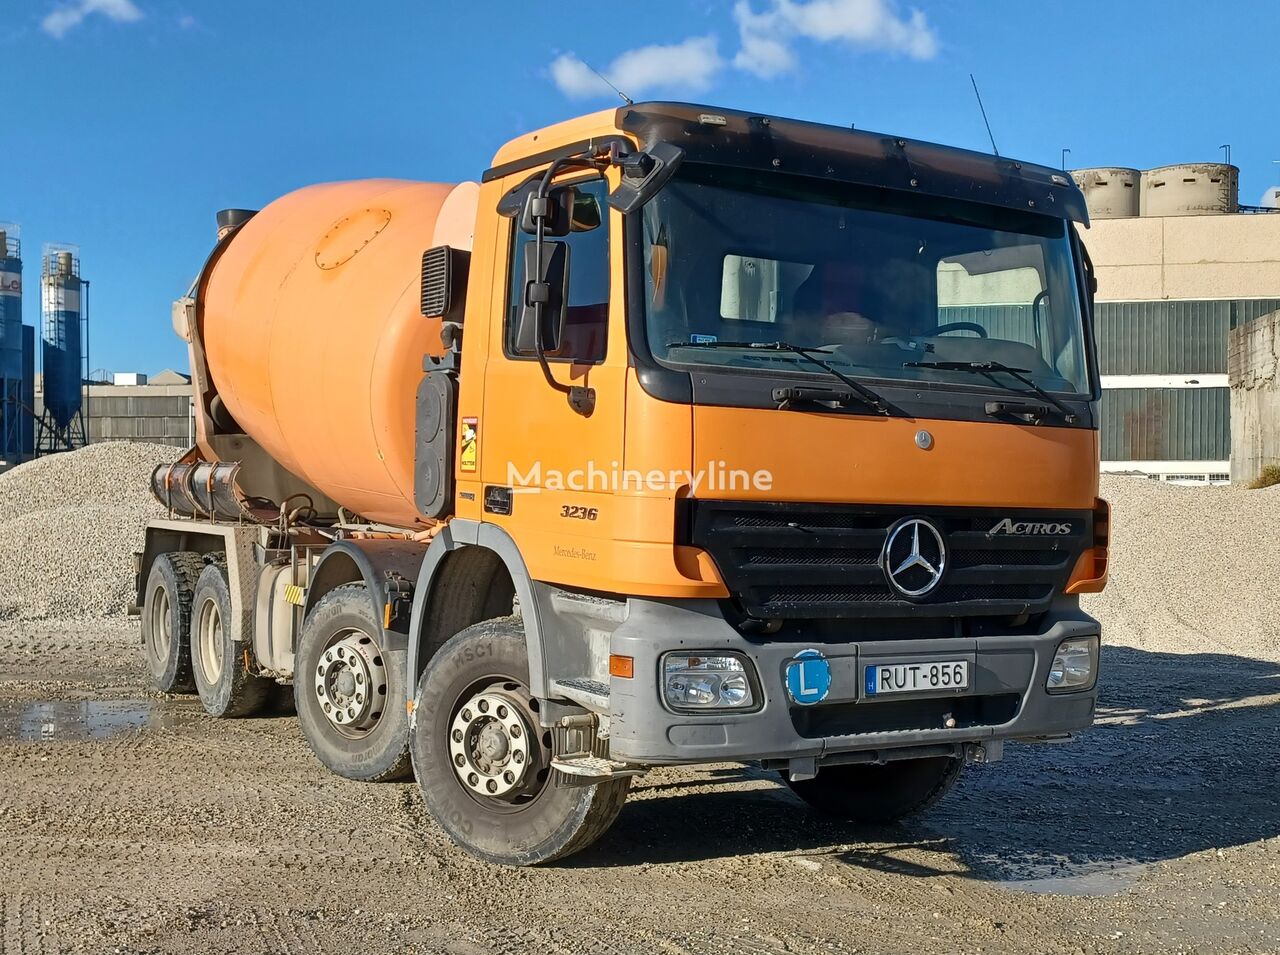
[687,501,1090,620]
[792,693,1022,738]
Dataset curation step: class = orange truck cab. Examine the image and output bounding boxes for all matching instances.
[137,103,1108,865]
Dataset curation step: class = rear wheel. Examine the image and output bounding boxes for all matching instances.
[784,756,962,824]
[412,617,629,865]
[140,552,203,693]
[190,562,271,718]
[294,584,411,782]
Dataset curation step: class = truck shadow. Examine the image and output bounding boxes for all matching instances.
[579,645,1280,884]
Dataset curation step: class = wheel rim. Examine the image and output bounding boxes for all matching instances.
[447,681,548,805]
[197,595,224,685]
[147,585,171,665]
[314,627,387,739]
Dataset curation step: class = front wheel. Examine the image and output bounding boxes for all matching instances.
[411,617,629,865]
[294,583,411,782]
[784,756,962,824]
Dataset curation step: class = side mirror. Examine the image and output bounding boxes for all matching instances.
[520,190,573,237]
[607,142,685,214]
[516,240,570,355]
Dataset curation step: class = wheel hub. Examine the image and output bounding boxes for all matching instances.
[198,597,224,684]
[148,586,171,661]
[314,630,386,734]
[448,689,535,798]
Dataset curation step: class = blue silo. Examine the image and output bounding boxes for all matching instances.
[38,245,86,452]
[0,224,23,461]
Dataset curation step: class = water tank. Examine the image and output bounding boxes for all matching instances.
[1141,164,1239,217]
[40,246,84,429]
[200,179,479,527]
[1070,167,1140,219]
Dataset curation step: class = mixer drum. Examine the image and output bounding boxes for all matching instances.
[199,178,479,527]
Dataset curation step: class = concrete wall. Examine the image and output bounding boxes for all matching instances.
[1229,310,1280,484]
[1082,214,1280,302]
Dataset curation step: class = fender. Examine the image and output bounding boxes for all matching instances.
[305,538,429,651]
[406,519,550,699]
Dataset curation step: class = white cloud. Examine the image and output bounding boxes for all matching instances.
[551,36,725,99]
[42,0,143,38]
[733,0,938,77]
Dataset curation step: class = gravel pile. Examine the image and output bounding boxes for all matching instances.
[0,442,180,619]
[1085,474,1280,660]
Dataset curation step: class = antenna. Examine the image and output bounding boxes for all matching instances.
[583,60,633,106]
[1061,147,1071,170]
[969,73,999,157]
[1220,143,1231,166]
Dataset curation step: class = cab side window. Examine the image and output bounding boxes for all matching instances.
[506,178,610,363]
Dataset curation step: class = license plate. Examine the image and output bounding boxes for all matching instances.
[865,660,969,696]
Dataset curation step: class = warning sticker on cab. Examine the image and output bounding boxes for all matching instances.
[460,417,478,472]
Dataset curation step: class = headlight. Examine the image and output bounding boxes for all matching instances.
[662,653,755,711]
[1046,636,1098,693]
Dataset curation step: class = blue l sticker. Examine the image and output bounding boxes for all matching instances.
[785,649,831,706]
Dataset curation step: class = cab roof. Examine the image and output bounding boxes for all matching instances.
[486,102,1089,225]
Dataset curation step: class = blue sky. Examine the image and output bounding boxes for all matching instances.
[5,0,1280,375]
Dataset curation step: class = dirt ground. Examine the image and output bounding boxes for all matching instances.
[2,617,1279,955]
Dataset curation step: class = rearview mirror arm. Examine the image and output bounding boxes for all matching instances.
[526,153,603,416]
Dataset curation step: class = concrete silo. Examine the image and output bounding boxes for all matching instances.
[0,223,24,464]
[1141,163,1239,217]
[1070,167,1141,219]
[38,244,87,453]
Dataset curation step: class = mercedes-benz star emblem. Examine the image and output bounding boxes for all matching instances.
[881,518,947,597]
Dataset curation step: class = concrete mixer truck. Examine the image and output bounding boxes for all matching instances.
[134,102,1110,865]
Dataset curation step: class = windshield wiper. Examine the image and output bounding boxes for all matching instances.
[669,340,897,416]
[902,360,1079,424]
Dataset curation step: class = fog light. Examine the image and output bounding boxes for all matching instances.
[662,653,755,711]
[1046,636,1098,693]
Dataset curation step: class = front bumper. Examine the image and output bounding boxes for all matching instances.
[608,598,1098,766]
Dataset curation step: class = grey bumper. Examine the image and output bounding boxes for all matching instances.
[608,598,1098,766]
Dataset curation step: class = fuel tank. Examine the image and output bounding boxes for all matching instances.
[200,179,479,527]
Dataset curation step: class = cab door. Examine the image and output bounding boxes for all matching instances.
[478,171,629,591]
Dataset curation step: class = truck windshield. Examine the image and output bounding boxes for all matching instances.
[642,165,1090,396]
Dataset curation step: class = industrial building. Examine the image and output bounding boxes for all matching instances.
[29,369,194,451]
[1072,163,1280,483]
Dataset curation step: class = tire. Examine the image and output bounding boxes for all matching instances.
[785,756,962,824]
[140,552,203,693]
[190,562,271,718]
[294,583,411,782]
[411,617,630,866]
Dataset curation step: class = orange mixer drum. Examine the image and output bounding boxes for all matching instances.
[200,178,479,527]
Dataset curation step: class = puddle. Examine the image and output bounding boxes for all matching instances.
[0,699,182,743]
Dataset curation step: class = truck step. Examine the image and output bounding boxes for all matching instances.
[551,677,609,711]
[550,754,643,782]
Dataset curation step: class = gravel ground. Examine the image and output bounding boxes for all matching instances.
[1,456,1278,953]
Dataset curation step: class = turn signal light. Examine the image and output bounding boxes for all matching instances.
[609,654,634,679]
